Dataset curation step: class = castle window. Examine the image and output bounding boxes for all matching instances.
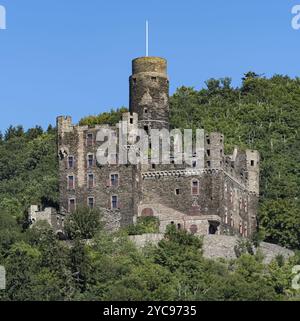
[244,223,248,237]
[220,149,223,156]
[175,188,180,195]
[87,133,94,146]
[111,195,118,209]
[192,161,197,168]
[88,197,94,209]
[69,198,76,212]
[177,223,182,230]
[110,173,119,187]
[141,208,154,217]
[68,156,74,169]
[251,160,255,166]
[87,154,94,168]
[239,221,243,235]
[88,174,94,189]
[207,139,210,145]
[68,175,75,190]
[207,161,211,167]
[207,150,211,157]
[151,76,157,82]
[144,125,149,134]
[130,118,133,124]
[144,108,148,114]
[191,180,199,195]
[225,212,228,224]
[209,223,218,235]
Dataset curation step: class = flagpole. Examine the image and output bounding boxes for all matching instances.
[146,20,149,57]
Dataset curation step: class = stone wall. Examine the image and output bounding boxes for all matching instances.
[129,233,294,264]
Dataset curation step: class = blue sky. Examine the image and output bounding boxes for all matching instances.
[0,0,299,132]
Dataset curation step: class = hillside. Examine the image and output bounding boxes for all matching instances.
[0,73,299,301]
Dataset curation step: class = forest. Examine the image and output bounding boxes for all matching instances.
[0,73,299,301]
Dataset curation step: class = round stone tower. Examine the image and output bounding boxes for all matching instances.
[129,57,170,131]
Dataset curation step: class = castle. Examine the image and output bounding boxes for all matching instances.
[54,56,260,237]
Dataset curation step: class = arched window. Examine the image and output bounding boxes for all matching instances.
[141,208,154,217]
[224,209,228,224]
[191,179,199,195]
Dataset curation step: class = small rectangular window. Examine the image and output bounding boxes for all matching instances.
[191,180,199,195]
[110,174,119,187]
[88,174,94,189]
[130,118,133,124]
[175,188,180,195]
[111,195,118,209]
[192,161,197,168]
[68,175,74,189]
[68,156,74,169]
[87,154,94,168]
[88,197,94,209]
[207,150,210,157]
[251,160,255,166]
[207,161,211,167]
[207,139,210,145]
[69,199,76,212]
[87,133,94,146]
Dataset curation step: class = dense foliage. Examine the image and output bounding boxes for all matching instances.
[169,74,300,249]
[0,217,299,301]
[0,73,299,301]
